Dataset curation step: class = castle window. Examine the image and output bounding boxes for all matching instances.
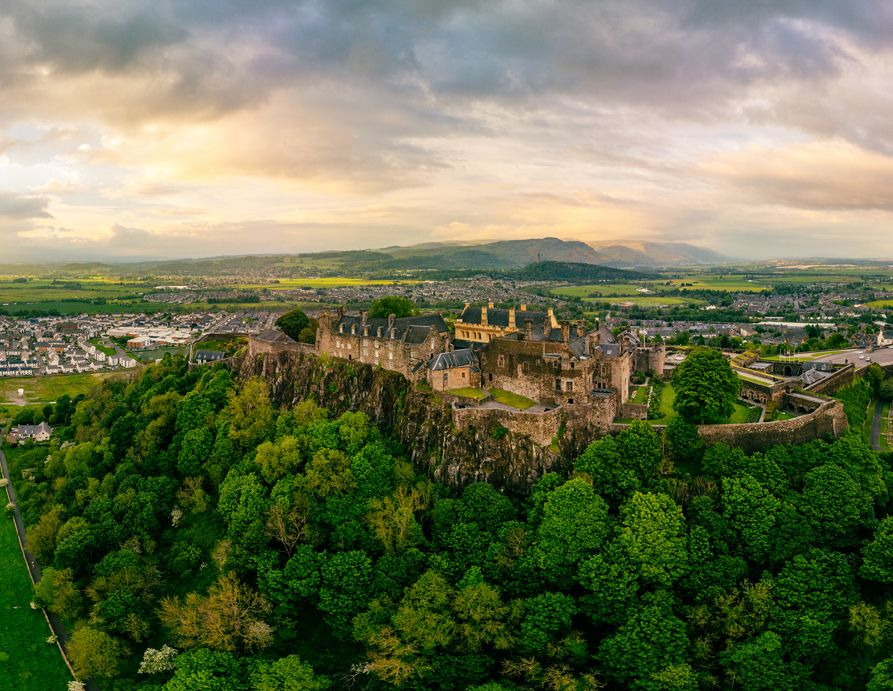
[565,381,573,392]
[555,378,561,391]
[522,362,529,374]
[570,361,575,369]
[498,354,505,367]
[461,371,466,379]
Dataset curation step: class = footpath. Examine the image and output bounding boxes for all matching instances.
[1,447,99,691]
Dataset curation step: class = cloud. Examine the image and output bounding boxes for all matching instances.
[3,0,893,260]
[705,139,893,211]
[0,191,52,220]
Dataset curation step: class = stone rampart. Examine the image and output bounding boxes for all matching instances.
[804,363,855,395]
[610,398,847,454]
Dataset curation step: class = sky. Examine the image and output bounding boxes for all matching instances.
[2,0,893,262]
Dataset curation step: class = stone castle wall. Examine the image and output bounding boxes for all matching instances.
[804,364,855,395]
[610,398,847,454]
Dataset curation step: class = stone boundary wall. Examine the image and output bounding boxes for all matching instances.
[609,399,847,454]
[619,402,649,420]
[805,363,855,395]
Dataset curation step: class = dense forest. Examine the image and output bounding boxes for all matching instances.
[8,356,893,689]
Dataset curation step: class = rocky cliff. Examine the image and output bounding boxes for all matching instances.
[238,347,579,493]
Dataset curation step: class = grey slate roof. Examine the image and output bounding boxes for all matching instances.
[428,348,480,372]
[336,313,448,342]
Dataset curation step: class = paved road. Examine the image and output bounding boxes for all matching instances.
[871,400,885,452]
[1,447,99,691]
[813,347,893,370]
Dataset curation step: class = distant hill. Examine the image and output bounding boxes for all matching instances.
[509,261,654,282]
[588,241,728,267]
[4,237,727,276]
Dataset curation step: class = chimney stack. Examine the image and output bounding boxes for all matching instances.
[524,318,534,340]
[360,310,368,324]
[508,308,516,330]
[481,306,488,326]
[520,304,527,311]
[488,300,494,308]
[561,322,570,343]
[576,321,586,338]
[543,315,552,337]
[547,308,557,328]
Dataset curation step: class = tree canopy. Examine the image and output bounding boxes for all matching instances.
[8,355,893,689]
[369,296,414,318]
[672,346,740,423]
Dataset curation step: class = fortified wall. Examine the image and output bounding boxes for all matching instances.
[240,336,850,492]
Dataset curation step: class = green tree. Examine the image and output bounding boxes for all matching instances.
[275,309,317,343]
[618,492,688,586]
[251,655,331,690]
[163,648,245,691]
[33,567,82,619]
[535,478,611,584]
[672,347,739,423]
[861,517,893,583]
[369,296,414,318]
[68,625,129,680]
[598,592,689,689]
[722,475,780,562]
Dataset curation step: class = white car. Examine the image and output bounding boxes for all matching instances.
[859,355,865,359]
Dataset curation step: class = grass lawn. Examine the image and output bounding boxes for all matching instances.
[447,387,487,401]
[0,372,125,405]
[648,382,757,424]
[0,516,73,690]
[629,385,649,404]
[88,337,117,357]
[489,388,536,410]
[194,337,246,355]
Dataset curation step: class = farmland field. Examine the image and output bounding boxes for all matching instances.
[657,276,770,292]
[586,296,705,307]
[551,283,650,298]
[866,300,893,309]
[0,514,73,690]
[236,277,422,289]
[0,372,126,405]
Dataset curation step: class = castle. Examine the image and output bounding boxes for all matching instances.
[314,303,665,413]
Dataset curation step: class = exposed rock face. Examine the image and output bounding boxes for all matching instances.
[238,348,571,493]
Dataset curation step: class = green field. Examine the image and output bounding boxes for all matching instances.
[588,296,705,307]
[237,277,421,289]
[657,277,769,292]
[0,372,125,405]
[866,300,893,309]
[0,515,73,689]
[551,283,650,298]
[489,388,536,410]
[0,278,146,303]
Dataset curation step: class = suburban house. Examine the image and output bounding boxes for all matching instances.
[6,421,53,444]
